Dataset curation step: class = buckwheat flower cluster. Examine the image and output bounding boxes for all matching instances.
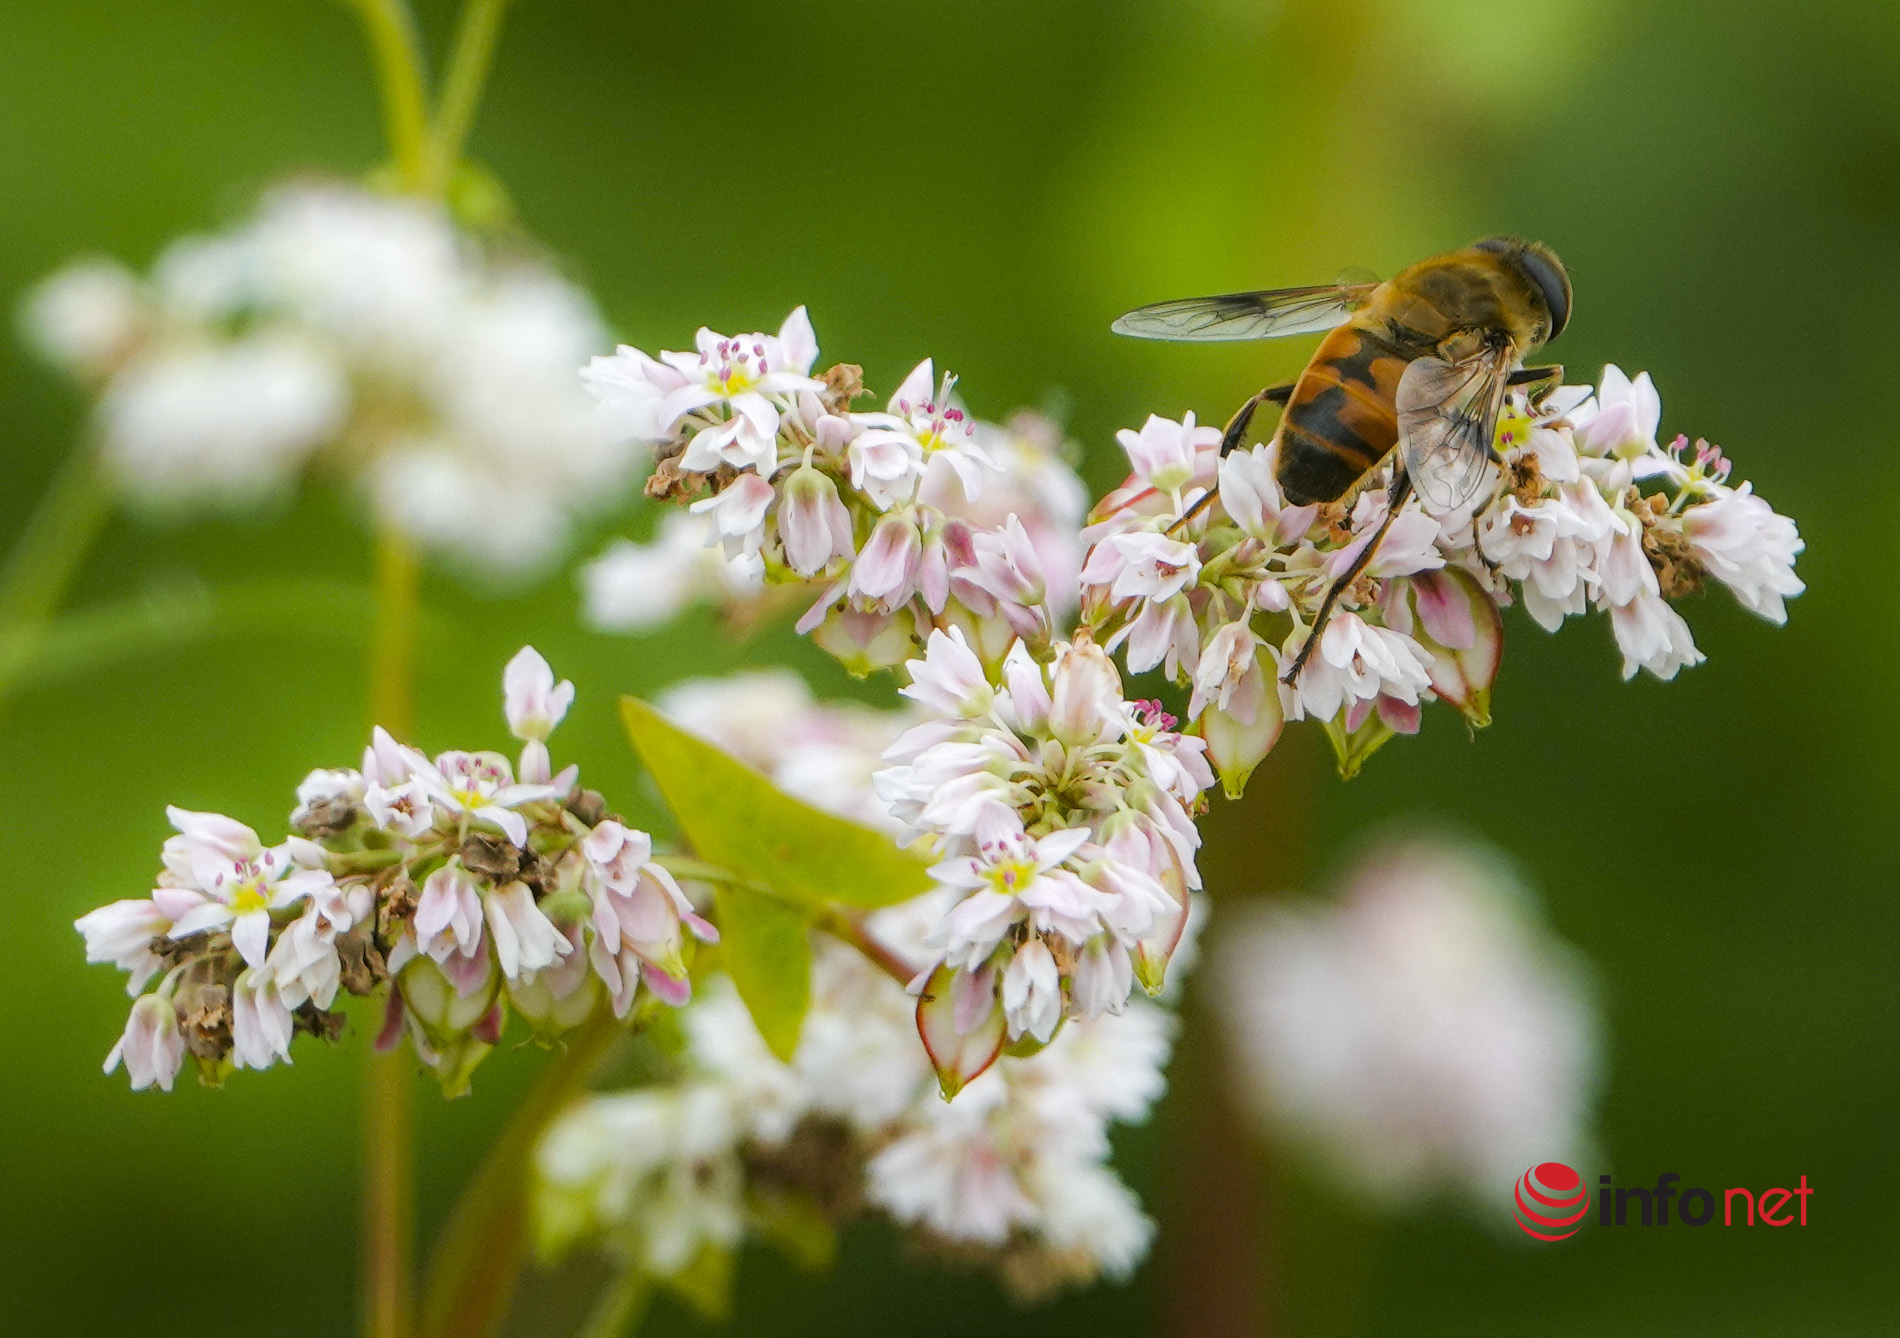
[74,648,713,1094]
[872,628,1212,1091]
[579,310,1087,668]
[1078,365,1804,788]
[20,182,636,578]
[537,939,1176,1302]
[1211,833,1600,1212]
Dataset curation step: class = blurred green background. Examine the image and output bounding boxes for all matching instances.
[2,0,1894,1333]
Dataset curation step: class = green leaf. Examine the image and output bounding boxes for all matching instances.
[713,883,810,1062]
[619,695,933,910]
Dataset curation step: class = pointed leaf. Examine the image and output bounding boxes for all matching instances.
[713,884,810,1062]
[620,696,932,909]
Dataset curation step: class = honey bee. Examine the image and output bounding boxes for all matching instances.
[1112,236,1571,683]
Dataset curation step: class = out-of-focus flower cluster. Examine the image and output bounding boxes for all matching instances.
[20,182,636,578]
[74,648,713,1095]
[1078,366,1805,786]
[874,628,1211,1093]
[578,310,1087,671]
[536,678,1180,1301]
[1211,833,1600,1213]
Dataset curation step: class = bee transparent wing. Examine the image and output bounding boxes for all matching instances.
[1111,282,1378,342]
[1396,349,1510,515]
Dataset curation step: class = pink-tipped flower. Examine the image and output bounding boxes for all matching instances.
[503,645,574,743]
[1572,364,1662,464]
[414,861,486,966]
[231,967,296,1070]
[1116,412,1215,493]
[778,463,855,577]
[900,627,995,720]
[914,961,1006,1099]
[156,807,333,969]
[485,880,571,981]
[105,993,186,1092]
[849,511,924,608]
[1002,939,1063,1042]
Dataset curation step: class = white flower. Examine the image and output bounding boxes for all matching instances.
[866,1085,1037,1245]
[415,750,556,848]
[581,345,692,443]
[104,994,185,1092]
[74,899,173,995]
[1002,939,1063,1042]
[1609,591,1705,681]
[1218,444,1317,547]
[900,627,995,719]
[1684,482,1805,623]
[503,644,575,783]
[1116,412,1216,493]
[931,823,1097,964]
[1478,482,1617,631]
[1286,611,1435,724]
[668,309,824,474]
[1571,364,1662,464]
[100,335,348,510]
[579,513,763,633]
[1027,1160,1154,1280]
[414,863,486,965]
[1213,835,1600,1209]
[687,469,775,557]
[155,807,332,968]
[1047,638,1125,746]
[17,258,144,374]
[232,967,296,1070]
[1082,529,1202,602]
[853,360,999,504]
[486,880,571,981]
[28,181,635,582]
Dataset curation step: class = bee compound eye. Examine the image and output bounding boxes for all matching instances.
[1516,245,1571,342]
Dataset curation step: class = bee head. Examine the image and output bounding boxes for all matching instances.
[1474,236,1571,343]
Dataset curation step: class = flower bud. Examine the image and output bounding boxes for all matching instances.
[1407,569,1503,727]
[778,463,853,577]
[1200,648,1286,799]
[105,993,185,1092]
[1048,638,1124,746]
[810,604,918,677]
[914,962,1005,1100]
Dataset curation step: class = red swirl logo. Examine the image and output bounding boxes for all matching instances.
[1513,1162,1588,1240]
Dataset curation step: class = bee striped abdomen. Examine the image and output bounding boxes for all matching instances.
[1275,324,1409,505]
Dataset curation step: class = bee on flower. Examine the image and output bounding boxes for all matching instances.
[1078,365,1803,787]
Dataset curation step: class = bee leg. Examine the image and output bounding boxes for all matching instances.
[1281,468,1413,687]
[1508,363,1564,406]
[1165,383,1296,534]
[1219,383,1294,458]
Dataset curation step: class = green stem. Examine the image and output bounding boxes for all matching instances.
[576,1267,653,1338]
[349,0,433,190]
[364,529,421,1338]
[423,0,513,196]
[0,440,112,702]
[419,1010,624,1338]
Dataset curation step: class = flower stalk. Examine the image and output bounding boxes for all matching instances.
[364,527,421,1338]
[0,436,112,703]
